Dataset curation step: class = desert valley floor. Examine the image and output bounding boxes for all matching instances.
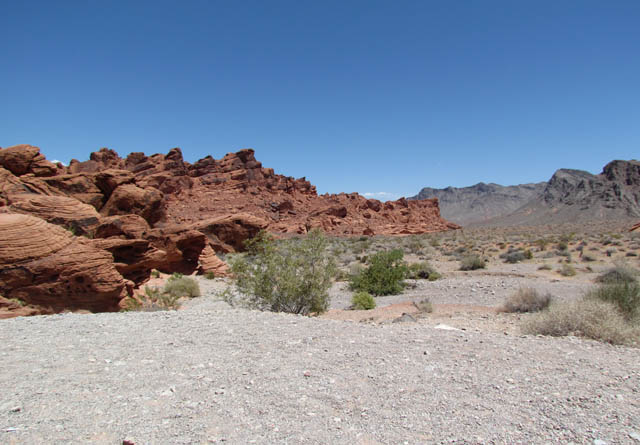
[2,224,640,444]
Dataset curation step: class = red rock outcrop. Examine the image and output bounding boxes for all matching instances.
[100,183,165,224]
[91,238,166,285]
[144,226,209,274]
[7,194,101,235]
[0,144,459,318]
[0,144,59,177]
[94,214,151,239]
[3,144,460,239]
[190,214,269,253]
[197,245,230,276]
[0,213,129,316]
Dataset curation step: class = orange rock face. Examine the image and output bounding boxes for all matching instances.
[0,213,128,317]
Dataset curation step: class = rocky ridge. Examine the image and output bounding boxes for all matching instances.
[0,144,458,318]
[412,160,640,226]
[409,182,545,225]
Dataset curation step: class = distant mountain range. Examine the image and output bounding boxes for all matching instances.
[409,160,640,226]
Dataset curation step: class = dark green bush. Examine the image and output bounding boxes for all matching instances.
[502,288,552,313]
[228,229,336,315]
[503,250,526,263]
[588,281,640,321]
[349,249,408,296]
[558,264,576,277]
[596,264,639,284]
[459,255,486,271]
[406,261,441,281]
[351,291,376,310]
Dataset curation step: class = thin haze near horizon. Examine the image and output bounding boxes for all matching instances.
[2,1,639,201]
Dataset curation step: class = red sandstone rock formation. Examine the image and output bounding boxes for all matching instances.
[0,143,459,317]
[631,222,640,232]
[0,213,129,317]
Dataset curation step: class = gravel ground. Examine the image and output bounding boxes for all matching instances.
[2,271,640,445]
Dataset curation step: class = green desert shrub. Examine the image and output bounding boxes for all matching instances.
[351,291,376,310]
[596,264,639,285]
[123,285,181,311]
[349,249,408,296]
[414,297,433,313]
[228,229,336,315]
[204,271,216,280]
[588,281,640,321]
[502,250,527,263]
[406,261,441,281]
[558,264,577,277]
[502,288,552,313]
[523,299,639,346]
[164,274,201,299]
[459,254,486,271]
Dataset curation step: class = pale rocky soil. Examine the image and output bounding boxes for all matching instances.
[2,228,640,444]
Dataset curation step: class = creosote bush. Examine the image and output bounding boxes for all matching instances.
[502,287,552,313]
[349,249,408,296]
[351,291,376,310]
[459,254,486,271]
[228,229,336,315]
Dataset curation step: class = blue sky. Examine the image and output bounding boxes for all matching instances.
[2,1,639,200]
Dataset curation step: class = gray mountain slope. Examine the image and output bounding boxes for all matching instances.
[409,182,546,225]
[411,160,640,226]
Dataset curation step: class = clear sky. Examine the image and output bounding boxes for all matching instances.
[2,1,639,200]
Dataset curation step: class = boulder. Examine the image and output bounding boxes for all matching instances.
[94,169,135,197]
[0,213,128,316]
[101,183,165,225]
[0,144,40,176]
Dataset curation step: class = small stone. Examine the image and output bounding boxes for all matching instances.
[629,432,640,441]
[593,440,607,445]
[123,438,136,445]
[303,371,311,377]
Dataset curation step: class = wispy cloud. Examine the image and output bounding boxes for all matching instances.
[50,159,67,166]
[362,191,401,201]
